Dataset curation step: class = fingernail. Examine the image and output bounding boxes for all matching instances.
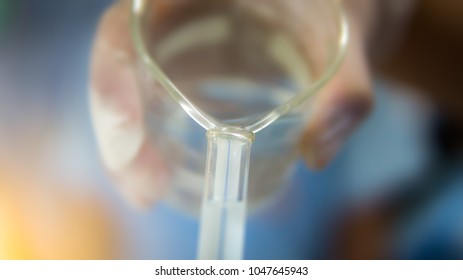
[91,90,145,171]
[303,100,368,169]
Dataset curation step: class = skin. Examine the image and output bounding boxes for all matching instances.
[90,0,417,208]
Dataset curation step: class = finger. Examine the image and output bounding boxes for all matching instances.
[90,1,169,209]
[300,24,373,170]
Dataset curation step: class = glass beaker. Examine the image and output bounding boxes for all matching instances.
[131,0,348,259]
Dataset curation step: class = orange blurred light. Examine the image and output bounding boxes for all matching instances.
[0,165,125,260]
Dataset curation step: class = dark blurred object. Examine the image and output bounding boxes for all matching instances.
[331,112,463,260]
[433,114,463,159]
[350,4,463,257]
[326,2,463,258]
[381,0,463,122]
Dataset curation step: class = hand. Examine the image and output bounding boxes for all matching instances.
[90,0,414,208]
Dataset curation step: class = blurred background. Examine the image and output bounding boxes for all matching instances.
[0,0,461,259]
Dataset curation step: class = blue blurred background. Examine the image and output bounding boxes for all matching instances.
[0,0,462,259]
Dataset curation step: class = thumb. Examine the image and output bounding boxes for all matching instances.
[300,25,373,169]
